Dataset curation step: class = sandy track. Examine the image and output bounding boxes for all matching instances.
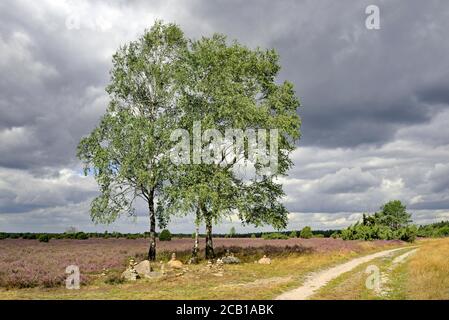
[379,248,418,297]
[276,246,417,300]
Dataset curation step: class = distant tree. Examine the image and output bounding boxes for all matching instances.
[289,230,298,238]
[75,232,89,240]
[300,226,313,239]
[38,234,50,243]
[159,229,172,241]
[229,227,236,238]
[377,200,412,231]
[262,232,289,240]
[77,22,187,261]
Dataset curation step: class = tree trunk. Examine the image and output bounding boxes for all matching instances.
[205,218,214,259]
[191,223,200,263]
[147,188,156,261]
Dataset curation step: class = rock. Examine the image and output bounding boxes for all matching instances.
[121,258,140,281]
[134,260,152,276]
[101,267,109,276]
[222,253,241,264]
[167,253,184,269]
[121,268,139,281]
[258,255,272,265]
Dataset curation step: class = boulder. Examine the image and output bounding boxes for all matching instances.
[258,255,272,265]
[222,254,240,264]
[121,268,139,281]
[167,253,184,269]
[134,260,152,276]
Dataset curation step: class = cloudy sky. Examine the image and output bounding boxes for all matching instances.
[1,0,449,233]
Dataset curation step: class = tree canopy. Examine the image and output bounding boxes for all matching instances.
[77,21,187,260]
[78,21,301,260]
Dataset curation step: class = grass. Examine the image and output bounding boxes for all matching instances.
[312,238,449,300]
[311,248,413,300]
[0,241,405,300]
[402,238,449,299]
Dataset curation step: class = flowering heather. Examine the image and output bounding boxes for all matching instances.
[0,237,401,288]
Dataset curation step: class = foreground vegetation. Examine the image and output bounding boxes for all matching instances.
[0,238,404,298]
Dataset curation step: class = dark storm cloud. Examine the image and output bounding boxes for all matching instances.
[187,0,449,147]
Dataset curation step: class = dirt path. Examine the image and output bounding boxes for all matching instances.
[276,246,417,300]
[378,248,418,297]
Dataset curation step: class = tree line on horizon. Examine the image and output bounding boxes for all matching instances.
[2,209,449,243]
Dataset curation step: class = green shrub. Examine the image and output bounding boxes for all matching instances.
[159,229,172,241]
[300,226,313,239]
[289,231,298,238]
[331,231,340,239]
[437,225,449,237]
[38,234,50,243]
[314,233,324,238]
[262,233,289,240]
[341,222,417,243]
[394,225,417,242]
[75,232,89,240]
[250,234,256,239]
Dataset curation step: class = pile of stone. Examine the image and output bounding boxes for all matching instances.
[165,253,188,277]
[221,250,241,264]
[121,258,140,281]
[167,253,184,269]
[205,259,225,277]
[257,255,272,265]
[122,258,164,281]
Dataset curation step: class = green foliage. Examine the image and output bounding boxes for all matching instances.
[341,202,416,242]
[38,234,50,243]
[377,200,412,231]
[75,232,89,240]
[76,21,188,260]
[418,221,449,238]
[331,231,340,239]
[262,232,289,240]
[394,225,417,242]
[300,226,313,239]
[159,229,172,241]
[157,31,301,257]
[289,231,298,238]
[251,234,257,239]
[229,227,236,238]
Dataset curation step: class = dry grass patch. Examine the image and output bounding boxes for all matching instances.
[405,238,449,299]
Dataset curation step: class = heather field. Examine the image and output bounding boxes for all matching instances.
[0,237,402,290]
